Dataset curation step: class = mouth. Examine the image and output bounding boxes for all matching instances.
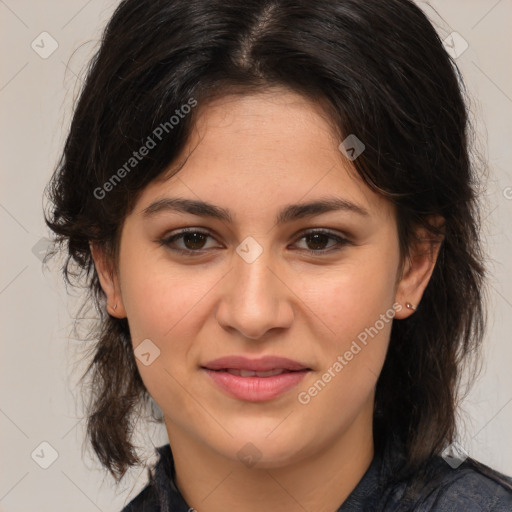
[204,368,305,377]
[201,355,311,373]
[200,356,311,402]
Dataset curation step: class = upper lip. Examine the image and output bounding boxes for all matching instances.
[201,356,310,372]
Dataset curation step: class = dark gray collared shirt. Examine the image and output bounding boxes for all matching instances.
[121,443,512,511]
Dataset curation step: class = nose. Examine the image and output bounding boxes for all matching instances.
[215,247,294,340]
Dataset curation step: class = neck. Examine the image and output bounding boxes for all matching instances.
[165,405,375,512]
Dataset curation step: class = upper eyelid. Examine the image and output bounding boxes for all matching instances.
[163,226,348,238]
[161,227,350,248]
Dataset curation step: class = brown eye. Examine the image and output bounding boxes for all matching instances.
[303,232,333,251]
[160,229,219,255]
[159,228,351,257]
[179,231,209,250]
[293,229,351,255]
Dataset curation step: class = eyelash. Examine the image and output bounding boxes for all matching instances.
[158,227,352,257]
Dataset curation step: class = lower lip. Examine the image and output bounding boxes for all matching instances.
[202,369,309,402]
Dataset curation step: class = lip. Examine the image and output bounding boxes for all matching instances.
[201,356,311,402]
[202,355,310,372]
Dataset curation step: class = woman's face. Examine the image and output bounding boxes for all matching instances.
[94,88,429,468]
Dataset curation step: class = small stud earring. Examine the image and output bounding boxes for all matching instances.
[109,303,117,312]
[406,302,417,311]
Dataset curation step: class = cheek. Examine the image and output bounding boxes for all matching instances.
[120,253,216,342]
[119,257,226,398]
[296,249,398,400]
[295,282,394,431]
[300,251,398,343]
[119,261,214,414]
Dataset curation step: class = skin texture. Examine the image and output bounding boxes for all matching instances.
[91,88,442,512]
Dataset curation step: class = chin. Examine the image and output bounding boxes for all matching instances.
[210,428,315,469]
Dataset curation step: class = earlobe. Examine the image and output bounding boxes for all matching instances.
[405,302,417,312]
[394,217,444,320]
[89,241,127,318]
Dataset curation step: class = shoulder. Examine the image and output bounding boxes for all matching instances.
[397,457,512,512]
[430,460,512,511]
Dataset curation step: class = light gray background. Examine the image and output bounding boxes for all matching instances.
[1,1,511,510]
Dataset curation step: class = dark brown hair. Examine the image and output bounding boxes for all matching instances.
[44,0,503,498]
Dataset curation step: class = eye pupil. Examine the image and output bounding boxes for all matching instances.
[306,233,329,250]
[183,232,207,250]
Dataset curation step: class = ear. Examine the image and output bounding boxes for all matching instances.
[89,241,127,318]
[394,215,444,320]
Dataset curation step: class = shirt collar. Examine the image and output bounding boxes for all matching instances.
[150,440,394,511]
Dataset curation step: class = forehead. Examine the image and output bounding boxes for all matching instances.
[134,89,394,223]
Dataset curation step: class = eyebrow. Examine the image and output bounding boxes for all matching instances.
[142,196,369,224]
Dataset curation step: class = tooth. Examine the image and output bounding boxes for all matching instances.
[239,369,257,377]
[256,369,286,377]
[224,369,292,377]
